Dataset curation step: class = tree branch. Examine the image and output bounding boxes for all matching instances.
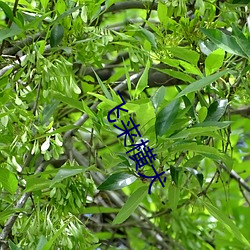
[219,162,250,193]
[2,32,46,56]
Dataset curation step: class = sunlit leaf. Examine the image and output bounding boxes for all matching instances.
[0,168,18,194]
[205,49,225,75]
[51,166,86,186]
[151,86,166,111]
[98,172,137,191]
[112,185,148,224]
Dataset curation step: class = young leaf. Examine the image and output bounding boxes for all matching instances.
[167,47,200,65]
[157,1,168,24]
[98,173,137,191]
[112,185,148,224]
[205,49,225,75]
[50,24,64,47]
[0,168,18,194]
[155,98,179,137]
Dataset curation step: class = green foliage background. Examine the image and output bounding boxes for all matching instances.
[0,0,250,249]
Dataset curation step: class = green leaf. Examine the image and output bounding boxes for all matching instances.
[170,126,220,139]
[170,166,180,186]
[205,49,225,75]
[194,121,231,129]
[176,70,231,98]
[42,223,69,250]
[80,206,120,214]
[112,185,148,224]
[40,0,49,9]
[0,168,18,194]
[170,143,229,165]
[234,36,250,58]
[185,167,204,187]
[98,173,137,191]
[138,27,157,48]
[50,24,64,47]
[0,26,23,42]
[200,28,247,58]
[151,86,166,111]
[51,166,86,186]
[198,106,208,122]
[232,0,250,4]
[155,99,179,137]
[134,59,151,98]
[24,177,51,192]
[41,101,60,125]
[9,241,21,250]
[36,235,48,250]
[168,47,200,65]
[0,209,23,223]
[157,1,168,24]
[205,99,228,122]
[53,92,84,112]
[0,2,14,21]
[93,70,112,100]
[168,182,180,210]
[203,201,250,248]
[156,68,195,83]
[53,5,83,24]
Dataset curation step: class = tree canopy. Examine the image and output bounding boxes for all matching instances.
[1,0,250,249]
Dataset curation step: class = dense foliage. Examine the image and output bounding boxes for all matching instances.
[1,0,250,249]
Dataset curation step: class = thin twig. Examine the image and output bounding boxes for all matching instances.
[141,0,156,28]
[219,162,250,193]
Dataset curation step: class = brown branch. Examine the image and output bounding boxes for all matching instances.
[2,32,46,56]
